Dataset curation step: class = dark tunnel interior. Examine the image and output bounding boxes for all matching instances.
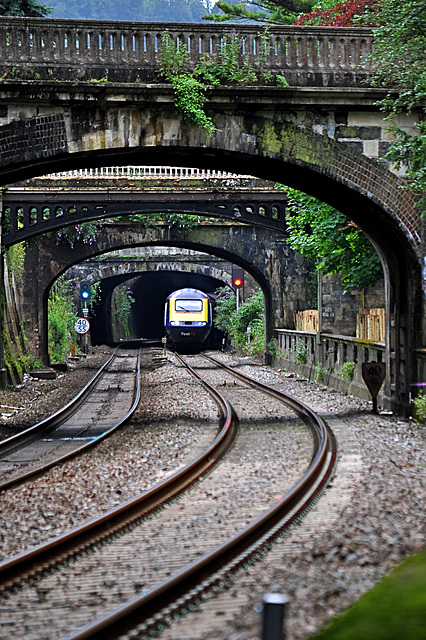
[90,270,227,346]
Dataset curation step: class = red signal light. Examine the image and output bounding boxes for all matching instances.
[232,267,244,289]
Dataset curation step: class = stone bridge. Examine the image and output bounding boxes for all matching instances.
[0,17,425,414]
[1,182,286,246]
[22,220,313,359]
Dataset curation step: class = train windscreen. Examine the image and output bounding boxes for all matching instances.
[174,299,203,312]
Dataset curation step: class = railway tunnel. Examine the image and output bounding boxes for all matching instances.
[90,271,226,347]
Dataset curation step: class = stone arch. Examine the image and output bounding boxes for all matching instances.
[85,261,234,290]
[27,228,281,369]
[3,108,423,413]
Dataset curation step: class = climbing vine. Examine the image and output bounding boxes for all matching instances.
[55,220,113,248]
[112,285,135,340]
[4,242,26,283]
[48,275,79,362]
[159,28,286,132]
[125,212,202,230]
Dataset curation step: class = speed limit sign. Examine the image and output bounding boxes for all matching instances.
[75,318,90,334]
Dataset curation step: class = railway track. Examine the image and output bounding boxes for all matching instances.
[0,347,142,490]
[0,351,337,640]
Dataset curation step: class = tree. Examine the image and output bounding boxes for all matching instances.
[294,0,380,26]
[369,0,426,205]
[204,0,314,25]
[0,0,52,16]
[284,189,383,291]
[48,0,209,22]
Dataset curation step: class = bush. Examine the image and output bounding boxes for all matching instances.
[292,339,308,364]
[48,276,78,362]
[337,361,356,381]
[214,287,265,357]
[315,361,325,382]
[413,392,426,423]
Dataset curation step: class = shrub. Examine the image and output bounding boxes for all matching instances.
[337,361,356,381]
[292,339,308,364]
[315,361,325,382]
[214,287,265,356]
[413,392,426,423]
[48,275,78,362]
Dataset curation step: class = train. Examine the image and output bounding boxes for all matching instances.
[164,288,212,352]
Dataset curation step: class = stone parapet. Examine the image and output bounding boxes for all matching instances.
[0,18,374,86]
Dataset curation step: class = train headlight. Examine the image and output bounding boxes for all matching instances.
[170,321,179,326]
[197,321,207,326]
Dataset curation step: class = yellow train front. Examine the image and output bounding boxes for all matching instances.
[164,288,212,352]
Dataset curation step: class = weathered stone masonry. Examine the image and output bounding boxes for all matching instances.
[0,18,424,414]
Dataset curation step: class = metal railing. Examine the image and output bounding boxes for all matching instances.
[35,166,252,180]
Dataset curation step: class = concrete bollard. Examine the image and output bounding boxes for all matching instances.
[261,593,289,640]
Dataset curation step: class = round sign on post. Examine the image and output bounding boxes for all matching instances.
[75,317,90,334]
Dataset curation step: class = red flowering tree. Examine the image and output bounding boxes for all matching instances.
[295,0,381,26]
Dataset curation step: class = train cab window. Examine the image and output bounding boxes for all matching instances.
[174,299,203,312]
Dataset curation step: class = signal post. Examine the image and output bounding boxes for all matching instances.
[232,266,244,309]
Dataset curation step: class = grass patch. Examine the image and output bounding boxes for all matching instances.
[310,549,426,640]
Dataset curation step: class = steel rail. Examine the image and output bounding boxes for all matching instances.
[203,352,338,454]
[0,346,141,491]
[60,354,337,640]
[0,346,120,454]
[0,352,236,597]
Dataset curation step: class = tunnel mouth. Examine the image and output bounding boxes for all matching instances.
[90,270,226,349]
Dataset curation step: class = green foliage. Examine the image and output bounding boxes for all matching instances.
[214,286,237,333]
[295,0,380,26]
[214,287,265,357]
[56,220,112,248]
[159,28,277,132]
[3,329,34,379]
[204,0,314,25]
[310,549,426,640]
[87,280,101,314]
[125,212,202,230]
[174,74,216,132]
[5,242,25,283]
[412,392,426,423]
[112,284,135,340]
[336,361,356,381]
[276,74,289,87]
[315,361,325,381]
[292,338,308,364]
[0,0,52,17]
[283,187,383,291]
[370,0,426,206]
[267,337,278,358]
[48,275,78,362]
[159,32,215,133]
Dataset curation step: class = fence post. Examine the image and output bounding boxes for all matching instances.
[261,593,289,640]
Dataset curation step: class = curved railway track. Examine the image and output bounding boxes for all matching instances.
[0,347,142,490]
[0,352,237,597]
[0,351,337,640]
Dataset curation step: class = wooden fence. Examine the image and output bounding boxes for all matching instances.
[356,308,385,342]
[295,308,385,342]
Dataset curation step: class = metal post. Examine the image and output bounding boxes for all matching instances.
[0,192,6,389]
[261,593,289,640]
[316,269,322,363]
